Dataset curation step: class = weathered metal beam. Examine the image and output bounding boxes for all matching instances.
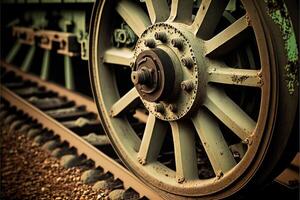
[12,26,80,57]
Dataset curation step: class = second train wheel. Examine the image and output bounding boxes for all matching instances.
[89,0,298,199]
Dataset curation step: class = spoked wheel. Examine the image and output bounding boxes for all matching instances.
[89,0,298,199]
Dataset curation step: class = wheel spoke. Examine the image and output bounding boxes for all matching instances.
[138,114,167,164]
[170,121,198,182]
[145,0,169,24]
[191,0,229,39]
[169,0,193,24]
[204,86,256,140]
[207,63,262,87]
[192,110,236,175]
[104,48,134,66]
[133,109,148,123]
[116,0,151,37]
[204,15,250,56]
[110,88,140,117]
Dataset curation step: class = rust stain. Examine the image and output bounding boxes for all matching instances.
[231,75,249,84]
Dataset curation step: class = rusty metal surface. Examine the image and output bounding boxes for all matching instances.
[12,27,36,46]
[12,27,80,57]
[1,0,298,199]
[0,63,164,200]
[88,1,298,199]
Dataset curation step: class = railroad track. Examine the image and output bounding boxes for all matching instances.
[0,61,163,200]
[1,60,299,200]
[1,0,299,199]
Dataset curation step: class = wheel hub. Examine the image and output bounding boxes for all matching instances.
[132,23,206,121]
[132,49,176,102]
[90,0,300,198]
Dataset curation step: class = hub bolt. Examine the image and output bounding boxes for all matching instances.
[181,80,194,92]
[154,103,165,113]
[171,38,184,50]
[154,32,167,43]
[131,69,152,85]
[144,39,156,48]
[181,57,194,69]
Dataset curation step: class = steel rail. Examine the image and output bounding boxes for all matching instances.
[0,63,164,200]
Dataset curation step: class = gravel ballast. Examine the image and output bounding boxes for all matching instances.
[0,126,103,200]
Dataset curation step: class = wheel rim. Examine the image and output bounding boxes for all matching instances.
[89,0,289,198]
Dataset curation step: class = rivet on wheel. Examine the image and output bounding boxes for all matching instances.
[181,57,194,69]
[154,103,165,113]
[181,80,194,92]
[216,171,223,179]
[144,39,156,48]
[171,38,184,50]
[242,137,253,146]
[177,176,185,183]
[137,156,146,165]
[154,32,167,43]
[129,61,135,69]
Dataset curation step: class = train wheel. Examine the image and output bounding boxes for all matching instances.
[89,0,298,199]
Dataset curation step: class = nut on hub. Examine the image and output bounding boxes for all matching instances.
[182,57,194,69]
[154,32,167,43]
[144,39,156,48]
[181,80,194,92]
[171,38,184,50]
[131,49,175,102]
[131,68,153,86]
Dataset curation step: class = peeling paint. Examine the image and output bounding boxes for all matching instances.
[265,0,299,94]
[231,75,249,84]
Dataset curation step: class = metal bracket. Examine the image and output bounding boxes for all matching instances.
[13,26,36,45]
[12,26,80,57]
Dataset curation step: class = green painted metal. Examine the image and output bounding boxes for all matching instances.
[113,23,137,48]
[265,0,299,94]
[2,0,15,3]
[41,50,50,80]
[58,10,89,60]
[62,0,95,3]
[2,0,95,3]
[21,45,36,72]
[30,12,47,28]
[80,33,89,60]
[59,10,85,33]
[6,19,20,28]
[226,0,237,12]
[5,41,21,63]
[27,0,39,3]
[41,0,61,3]
[64,56,74,90]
